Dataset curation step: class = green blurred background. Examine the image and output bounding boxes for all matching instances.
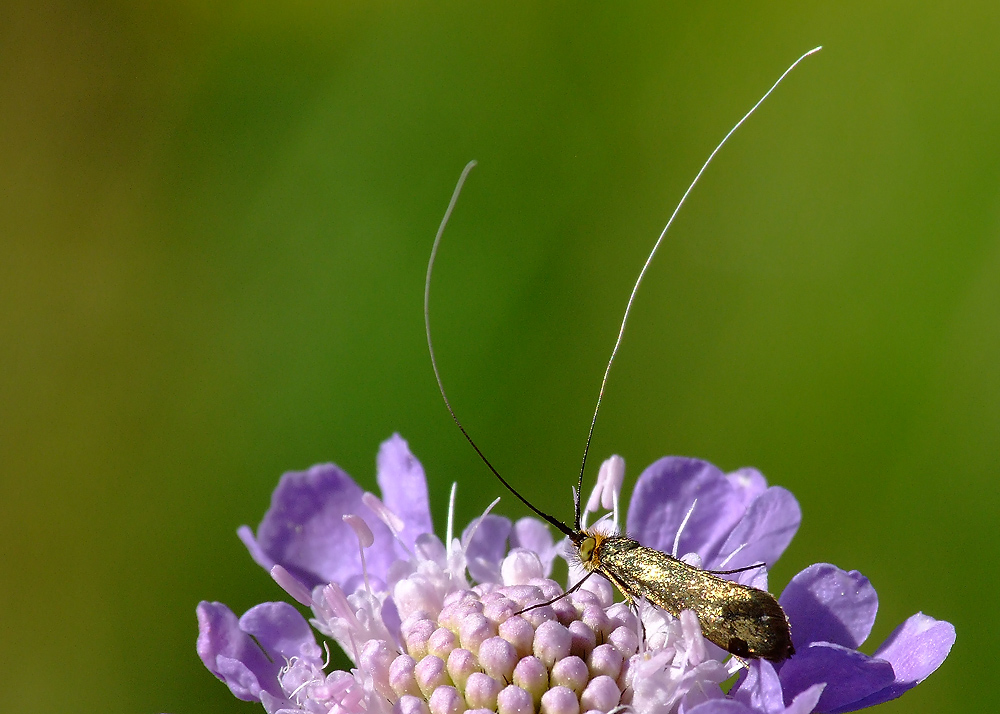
[2,2,995,713]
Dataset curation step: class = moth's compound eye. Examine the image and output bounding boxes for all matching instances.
[579,536,596,564]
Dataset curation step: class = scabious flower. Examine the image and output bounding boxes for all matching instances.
[197,435,954,714]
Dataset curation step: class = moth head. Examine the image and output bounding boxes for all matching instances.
[576,530,608,571]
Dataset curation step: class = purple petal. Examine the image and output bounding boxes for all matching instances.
[260,691,299,714]
[828,613,955,712]
[726,467,769,507]
[733,660,785,714]
[872,612,955,686]
[376,434,433,554]
[779,564,878,650]
[778,642,894,713]
[240,463,396,590]
[196,601,281,701]
[511,517,558,574]
[783,684,826,714]
[510,517,553,554]
[628,457,747,563]
[685,700,755,714]
[713,487,800,571]
[239,602,321,664]
[463,514,511,583]
[238,525,276,571]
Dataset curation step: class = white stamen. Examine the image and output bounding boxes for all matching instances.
[323,583,361,628]
[715,542,748,570]
[673,499,698,558]
[344,514,373,593]
[289,674,318,701]
[361,491,415,559]
[270,564,313,606]
[461,496,503,549]
[612,487,621,534]
[321,640,332,669]
[361,492,406,535]
[446,481,457,559]
[591,511,614,528]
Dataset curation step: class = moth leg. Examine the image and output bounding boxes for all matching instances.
[515,569,597,615]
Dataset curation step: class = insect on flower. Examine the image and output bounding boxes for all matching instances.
[423,47,823,662]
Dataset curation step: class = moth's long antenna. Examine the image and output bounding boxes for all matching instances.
[574,47,823,530]
[425,160,577,539]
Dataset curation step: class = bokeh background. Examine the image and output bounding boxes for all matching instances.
[2,3,996,713]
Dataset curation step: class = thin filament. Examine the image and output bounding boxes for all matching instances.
[574,46,822,529]
[425,161,576,539]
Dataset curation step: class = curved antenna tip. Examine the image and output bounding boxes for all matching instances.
[424,161,577,540]
[572,46,823,530]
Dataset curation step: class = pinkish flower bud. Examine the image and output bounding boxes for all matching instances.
[390,654,420,698]
[478,635,518,681]
[464,672,503,710]
[446,648,477,689]
[427,627,458,659]
[588,643,624,680]
[458,612,497,655]
[512,655,548,704]
[394,694,431,714]
[551,655,589,695]
[568,620,597,659]
[541,685,581,714]
[403,618,435,660]
[428,685,466,714]
[608,625,640,657]
[581,674,622,712]
[415,655,450,697]
[497,684,534,714]
[533,620,573,668]
[498,617,535,659]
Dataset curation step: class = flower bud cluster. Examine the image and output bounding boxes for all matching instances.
[391,578,637,714]
[198,437,956,714]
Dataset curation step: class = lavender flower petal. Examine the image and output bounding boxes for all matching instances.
[686,700,755,714]
[734,660,828,714]
[733,660,784,714]
[783,684,827,714]
[238,462,396,590]
[510,517,557,575]
[726,467,769,508]
[714,487,800,571]
[826,613,955,712]
[196,601,283,701]
[779,564,878,650]
[628,457,747,562]
[377,434,434,554]
[239,601,323,664]
[778,643,894,713]
[463,514,512,583]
